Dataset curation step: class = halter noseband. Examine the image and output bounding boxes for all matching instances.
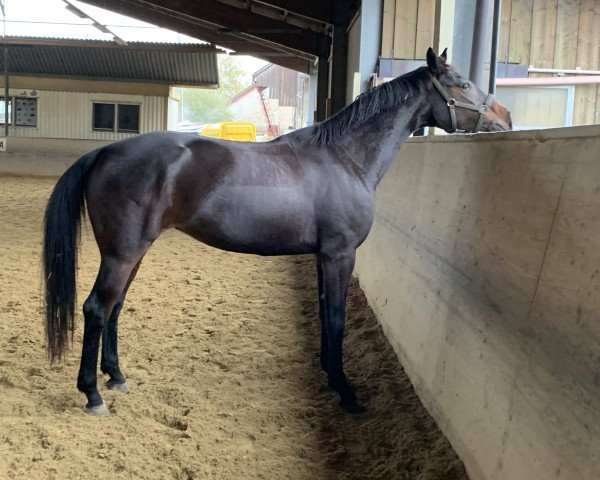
[430,75,495,133]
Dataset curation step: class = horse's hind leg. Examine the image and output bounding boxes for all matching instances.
[77,255,142,415]
[101,260,143,393]
[100,293,127,392]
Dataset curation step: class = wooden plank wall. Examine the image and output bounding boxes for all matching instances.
[380,0,436,59]
[381,0,599,124]
[499,0,600,125]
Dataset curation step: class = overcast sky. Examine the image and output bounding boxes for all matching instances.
[2,0,267,77]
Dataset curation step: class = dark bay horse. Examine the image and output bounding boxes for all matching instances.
[43,49,511,416]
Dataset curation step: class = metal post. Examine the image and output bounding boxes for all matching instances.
[488,0,501,94]
[2,0,7,139]
[307,61,318,125]
[469,0,492,91]
[3,45,7,138]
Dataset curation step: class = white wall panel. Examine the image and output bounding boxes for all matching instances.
[9,90,164,140]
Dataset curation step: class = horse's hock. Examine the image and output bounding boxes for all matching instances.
[355,124,600,480]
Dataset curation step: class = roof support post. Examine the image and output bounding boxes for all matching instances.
[316,55,328,121]
[307,61,318,124]
[4,46,8,139]
[330,1,351,114]
[314,30,331,122]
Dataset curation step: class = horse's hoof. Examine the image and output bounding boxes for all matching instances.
[83,401,110,416]
[107,379,129,393]
[340,400,367,415]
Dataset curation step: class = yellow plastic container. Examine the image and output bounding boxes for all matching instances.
[200,122,257,142]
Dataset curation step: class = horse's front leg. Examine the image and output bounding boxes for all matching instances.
[318,250,365,414]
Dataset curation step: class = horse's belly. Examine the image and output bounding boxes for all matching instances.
[180,186,317,255]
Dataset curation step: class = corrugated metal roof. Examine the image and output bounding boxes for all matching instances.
[2,37,220,86]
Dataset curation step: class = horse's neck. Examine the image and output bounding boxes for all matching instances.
[338,92,430,188]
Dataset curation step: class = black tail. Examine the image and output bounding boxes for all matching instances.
[43,150,98,362]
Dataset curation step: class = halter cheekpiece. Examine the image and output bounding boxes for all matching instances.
[430,75,495,133]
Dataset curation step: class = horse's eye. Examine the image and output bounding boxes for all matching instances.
[461,82,470,89]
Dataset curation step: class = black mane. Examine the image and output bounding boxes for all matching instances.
[291,66,431,147]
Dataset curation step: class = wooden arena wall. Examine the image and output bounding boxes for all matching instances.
[500,0,600,125]
[354,125,600,480]
[381,0,600,124]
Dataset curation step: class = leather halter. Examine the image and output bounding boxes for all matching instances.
[430,76,495,133]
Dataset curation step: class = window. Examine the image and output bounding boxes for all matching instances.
[0,97,12,125]
[92,102,140,133]
[93,103,115,131]
[117,104,140,132]
[15,97,37,127]
[495,86,574,130]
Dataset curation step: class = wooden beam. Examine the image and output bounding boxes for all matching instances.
[380,0,395,58]
[529,0,558,69]
[393,0,418,59]
[498,0,512,62]
[415,0,436,58]
[80,0,311,72]
[554,0,580,69]
[254,0,333,23]
[508,0,533,65]
[89,0,329,57]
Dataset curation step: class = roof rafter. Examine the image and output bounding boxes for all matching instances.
[252,0,332,24]
[129,0,329,56]
[80,0,315,72]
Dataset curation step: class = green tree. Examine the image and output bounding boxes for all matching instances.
[182,55,247,123]
[217,55,246,97]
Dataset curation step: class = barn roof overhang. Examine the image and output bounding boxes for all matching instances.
[77,0,356,74]
[2,36,222,86]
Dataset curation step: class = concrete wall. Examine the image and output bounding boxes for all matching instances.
[0,137,112,176]
[354,125,600,480]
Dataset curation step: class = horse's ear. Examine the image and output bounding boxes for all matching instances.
[440,48,448,61]
[426,47,444,75]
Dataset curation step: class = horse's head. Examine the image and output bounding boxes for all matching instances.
[425,48,512,133]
